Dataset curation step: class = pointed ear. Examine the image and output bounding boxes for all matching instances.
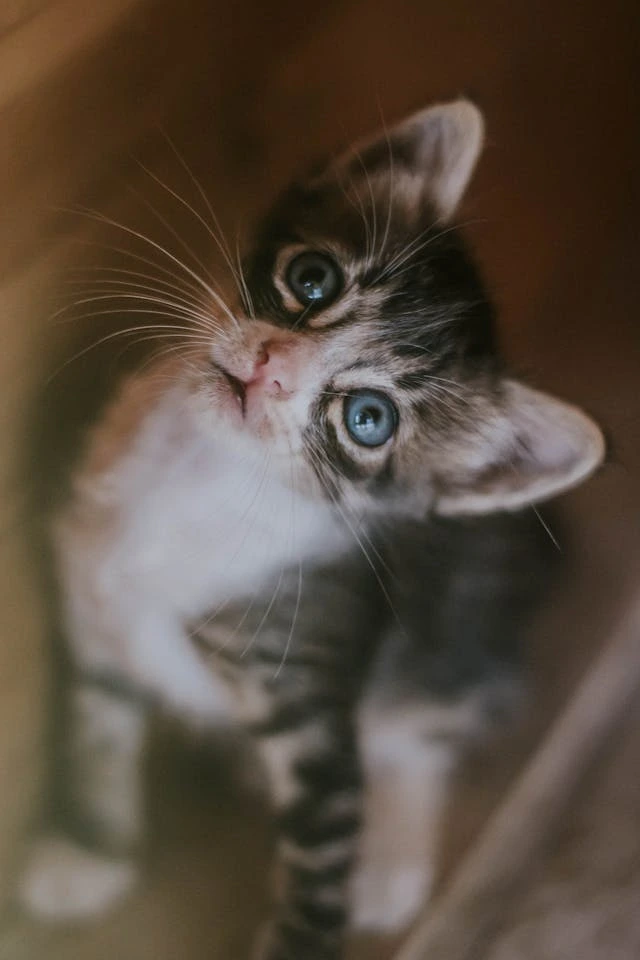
[434,381,605,516]
[330,99,484,220]
[389,99,485,219]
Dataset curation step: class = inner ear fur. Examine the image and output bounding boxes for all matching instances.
[434,380,605,516]
[325,98,485,220]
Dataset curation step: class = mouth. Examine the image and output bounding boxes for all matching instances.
[216,365,246,417]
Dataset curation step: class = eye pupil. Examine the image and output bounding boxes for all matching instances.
[355,408,379,431]
[299,266,328,300]
[286,252,341,307]
[344,390,397,448]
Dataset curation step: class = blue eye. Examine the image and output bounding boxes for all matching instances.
[286,252,342,307]
[344,390,398,447]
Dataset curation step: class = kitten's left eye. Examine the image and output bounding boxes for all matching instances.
[286,252,342,307]
[344,390,398,447]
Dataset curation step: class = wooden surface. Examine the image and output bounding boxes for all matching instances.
[0,1,639,957]
[396,592,640,960]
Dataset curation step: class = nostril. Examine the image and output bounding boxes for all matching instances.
[245,338,294,397]
[256,342,270,367]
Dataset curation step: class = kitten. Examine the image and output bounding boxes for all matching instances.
[20,100,604,960]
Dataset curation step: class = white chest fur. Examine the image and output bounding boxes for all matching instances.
[111,435,345,616]
[56,384,349,717]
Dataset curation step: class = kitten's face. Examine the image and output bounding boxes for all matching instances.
[199,101,603,519]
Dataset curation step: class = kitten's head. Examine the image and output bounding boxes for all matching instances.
[202,100,604,518]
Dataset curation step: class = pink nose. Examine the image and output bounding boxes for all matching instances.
[244,339,293,397]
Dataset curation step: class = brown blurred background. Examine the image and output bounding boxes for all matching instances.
[0,1,639,958]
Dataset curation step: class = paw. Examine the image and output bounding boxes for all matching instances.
[19,834,137,921]
[350,861,433,933]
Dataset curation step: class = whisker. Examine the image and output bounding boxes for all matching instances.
[374,227,435,281]
[378,101,395,262]
[62,292,223,343]
[349,144,378,272]
[123,179,235,309]
[240,567,284,659]
[55,290,224,335]
[65,269,211,313]
[380,218,487,282]
[59,205,239,327]
[305,429,395,578]
[68,240,215,307]
[532,506,562,552]
[304,435,400,612]
[291,301,315,331]
[131,154,245,324]
[275,558,302,678]
[44,317,222,384]
[332,156,374,267]
[131,340,200,372]
[234,230,255,320]
[272,424,303,677]
[157,127,238,271]
[111,341,204,379]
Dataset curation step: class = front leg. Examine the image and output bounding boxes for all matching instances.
[20,669,149,920]
[252,702,362,960]
[193,558,378,959]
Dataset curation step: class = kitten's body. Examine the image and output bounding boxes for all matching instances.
[21,101,603,960]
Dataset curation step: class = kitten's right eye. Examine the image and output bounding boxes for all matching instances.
[286,252,342,308]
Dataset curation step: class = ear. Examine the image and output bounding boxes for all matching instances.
[434,381,605,516]
[331,99,485,220]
